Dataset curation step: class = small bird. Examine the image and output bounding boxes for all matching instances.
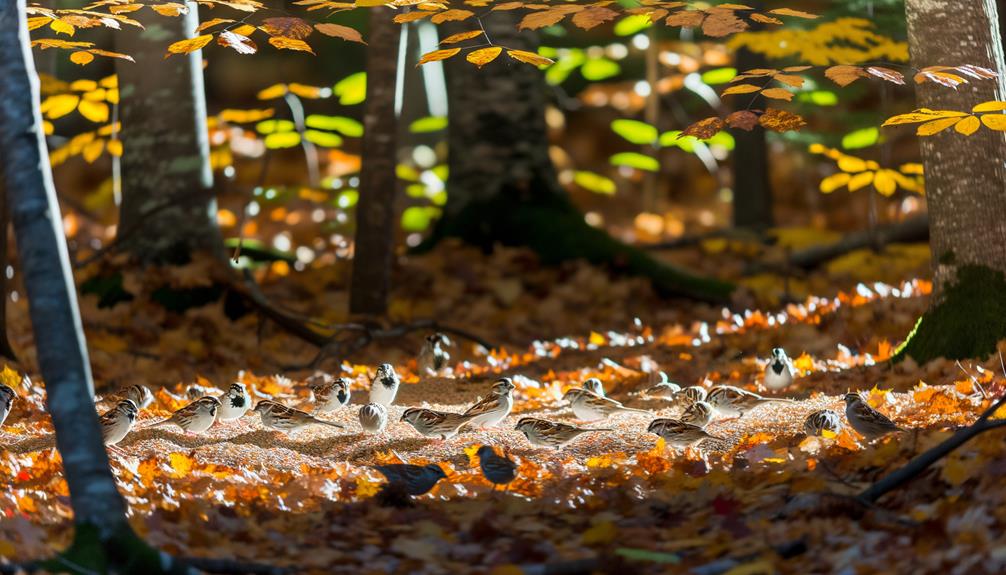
[646,381,682,399]
[680,400,714,428]
[400,407,478,439]
[476,445,517,489]
[217,383,250,422]
[804,409,843,437]
[764,348,795,391]
[581,378,605,397]
[0,384,15,427]
[844,393,904,440]
[358,402,388,434]
[372,463,447,496]
[462,378,515,428]
[121,384,154,409]
[100,399,138,446]
[418,333,451,376]
[514,417,611,450]
[706,385,793,418]
[253,400,344,433]
[562,388,648,422]
[673,385,707,407]
[186,382,217,401]
[369,363,400,407]
[646,418,723,450]
[149,396,220,434]
[309,375,351,413]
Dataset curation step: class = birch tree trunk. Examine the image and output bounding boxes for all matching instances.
[350,7,401,316]
[115,1,221,264]
[897,0,1006,361]
[429,12,734,303]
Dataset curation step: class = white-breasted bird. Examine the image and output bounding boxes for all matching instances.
[763,348,795,391]
[706,385,793,418]
[462,378,515,428]
[149,396,220,434]
[309,375,351,413]
[581,378,605,397]
[369,363,400,407]
[217,383,251,422]
[358,402,388,434]
[418,333,451,376]
[100,399,139,446]
[0,384,15,427]
[563,388,648,422]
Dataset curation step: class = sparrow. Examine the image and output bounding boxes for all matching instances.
[186,382,217,400]
[706,385,793,418]
[646,381,682,399]
[121,384,154,409]
[100,399,138,446]
[476,445,517,489]
[418,333,451,375]
[844,393,904,440]
[400,407,478,439]
[671,385,707,407]
[372,463,447,496]
[0,384,15,427]
[763,348,795,391]
[253,400,344,432]
[646,418,723,450]
[581,378,605,397]
[149,396,220,434]
[217,383,250,422]
[309,375,351,413]
[358,402,388,434]
[804,409,842,437]
[562,388,648,422]
[369,363,400,407]
[462,378,515,428]
[514,417,611,450]
[680,400,714,428]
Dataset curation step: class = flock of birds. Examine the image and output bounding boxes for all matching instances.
[0,339,907,497]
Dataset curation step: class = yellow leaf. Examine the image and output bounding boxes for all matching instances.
[257,83,288,100]
[588,331,606,346]
[466,46,502,68]
[50,19,75,37]
[77,100,109,123]
[70,51,95,66]
[954,115,980,135]
[767,8,818,19]
[151,2,187,16]
[107,139,122,157]
[40,94,80,119]
[507,49,554,67]
[837,155,867,172]
[27,17,51,31]
[721,83,761,95]
[269,36,314,54]
[819,172,851,193]
[440,30,483,45]
[168,452,193,479]
[431,9,475,24]
[972,101,1006,113]
[847,171,874,191]
[82,139,104,163]
[873,169,898,196]
[883,109,967,126]
[232,24,257,36]
[581,521,617,545]
[288,83,326,99]
[821,429,837,439]
[981,114,1006,131]
[166,34,213,55]
[417,48,461,66]
[760,87,793,101]
[916,116,961,136]
[314,23,366,44]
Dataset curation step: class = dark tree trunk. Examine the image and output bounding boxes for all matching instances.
[350,8,401,316]
[0,2,169,570]
[429,12,733,302]
[0,167,17,362]
[897,0,1006,362]
[730,44,774,231]
[115,1,221,264]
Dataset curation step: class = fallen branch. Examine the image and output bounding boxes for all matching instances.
[745,214,929,275]
[858,389,1006,504]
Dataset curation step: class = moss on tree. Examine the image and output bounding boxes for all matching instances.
[894,265,1006,363]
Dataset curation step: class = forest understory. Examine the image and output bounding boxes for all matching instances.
[3,237,1005,575]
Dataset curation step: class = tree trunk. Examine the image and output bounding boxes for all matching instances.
[350,7,401,316]
[115,1,221,264]
[896,0,1006,362]
[0,2,170,570]
[428,12,734,303]
[730,43,774,231]
[0,167,18,362]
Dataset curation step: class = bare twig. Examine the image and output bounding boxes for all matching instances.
[954,360,988,399]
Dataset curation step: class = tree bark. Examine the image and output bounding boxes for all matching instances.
[429,12,734,303]
[896,0,1006,362]
[0,162,18,362]
[730,42,774,231]
[0,0,129,548]
[115,1,221,264]
[350,8,401,316]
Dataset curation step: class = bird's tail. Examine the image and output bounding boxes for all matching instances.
[314,418,344,428]
[584,427,614,432]
[705,434,726,441]
[764,398,795,403]
[147,418,171,428]
[619,406,650,415]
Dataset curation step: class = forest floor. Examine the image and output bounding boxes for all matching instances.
[3,239,1006,574]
